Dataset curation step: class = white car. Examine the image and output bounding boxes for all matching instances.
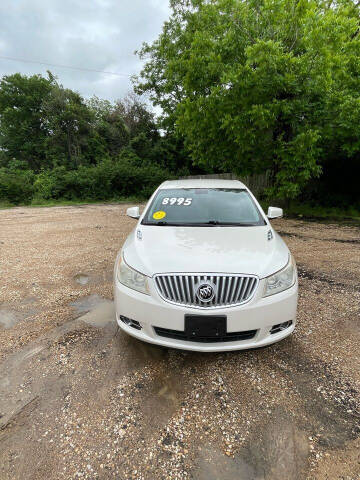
[114,179,298,352]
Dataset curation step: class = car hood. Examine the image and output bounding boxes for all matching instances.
[122,225,289,279]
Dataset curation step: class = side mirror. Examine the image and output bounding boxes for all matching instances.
[267,206,283,219]
[126,206,140,219]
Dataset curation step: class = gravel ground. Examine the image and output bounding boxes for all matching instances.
[0,204,359,480]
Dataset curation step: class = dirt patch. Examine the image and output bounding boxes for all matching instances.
[297,265,359,291]
[278,230,360,245]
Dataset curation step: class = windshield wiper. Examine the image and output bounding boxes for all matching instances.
[153,221,169,226]
[218,222,259,226]
[142,221,180,226]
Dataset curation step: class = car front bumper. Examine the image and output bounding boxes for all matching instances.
[114,277,298,352]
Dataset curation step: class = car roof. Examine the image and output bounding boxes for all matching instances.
[158,178,247,190]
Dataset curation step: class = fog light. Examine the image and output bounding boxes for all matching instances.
[119,315,142,330]
[270,320,292,334]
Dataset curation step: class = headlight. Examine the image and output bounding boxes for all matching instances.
[116,254,150,295]
[263,255,296,297]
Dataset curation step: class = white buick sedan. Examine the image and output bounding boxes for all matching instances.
[114,179,298,352]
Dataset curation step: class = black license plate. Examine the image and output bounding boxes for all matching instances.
[185,315,226,339]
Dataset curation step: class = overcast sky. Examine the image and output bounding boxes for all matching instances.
[0,0,170,103]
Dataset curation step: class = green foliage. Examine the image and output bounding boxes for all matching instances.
[0,72,191,205]
[0,73,54,171]
[0,166,34,204]
[284,203,360,223]
[42,82,95,168]
[0,73,189,176]
[136,0,360,199]
[32,153,171,202]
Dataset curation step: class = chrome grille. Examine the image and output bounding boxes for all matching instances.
[154,274,258,308]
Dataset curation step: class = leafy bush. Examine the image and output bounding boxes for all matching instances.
[0,168,34,204]
[32,153,171,202]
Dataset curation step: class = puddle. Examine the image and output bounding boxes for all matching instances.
[340,311,360,335]
[21,296,38,306]
[0,309,20,329]
[193,445,257,480]
[80,301,115,328]
[240,412,309,479]
[138,360,191,434]
[111,334,169,375]
[69,294,111,314]
[152,373,183,408]
[0,299,40,329]
[74,274,90,285]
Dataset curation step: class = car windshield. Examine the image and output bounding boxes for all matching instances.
[142,188,266,226]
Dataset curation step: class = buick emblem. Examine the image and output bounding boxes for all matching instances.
[196,282,216,303]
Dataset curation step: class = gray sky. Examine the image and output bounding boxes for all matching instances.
[0,0,170,102]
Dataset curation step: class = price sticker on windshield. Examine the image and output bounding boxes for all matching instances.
[162,197,192,206]
[153,210,166,220]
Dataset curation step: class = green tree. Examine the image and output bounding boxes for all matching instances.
[116,93,159,142]
[42,79,95,168]
[87,95,130,157]
[0,73,54,171]
[136,0,360,199]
